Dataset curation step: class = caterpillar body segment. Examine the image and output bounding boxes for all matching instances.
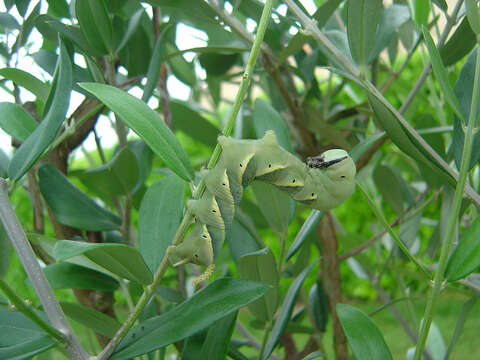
[167,130,356,269]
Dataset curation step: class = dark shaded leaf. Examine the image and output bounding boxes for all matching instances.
[200,311,238,360]
[0,302,46,346]
[337,304,392,360]
[440,16,476,66]
[138,175,185,273]
[111,278,269,359]
[313,0,342,27]
[8,40,72,180]
[43,262,119,291]
[253,99,292,152]
[238,248,279,322]
[309,282,329,332]
[444,297,477,358]
[286,210,323,261]
[226,218,262,262]
[347,0,382,67]
[170,100,219,148]
[445,216,480,281]
[60,302,121,338]
[0,102,37,141]
[54,240,153,285]
[262,262,316,360]
[373,164,414,215]
[38,164,122,231]
[0,336,55,360]
[0,12,20,30]
[75,0,113,55]
[79,83,194,181]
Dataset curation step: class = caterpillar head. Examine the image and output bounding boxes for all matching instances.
[167,225,214,267]
[307,149,356,205]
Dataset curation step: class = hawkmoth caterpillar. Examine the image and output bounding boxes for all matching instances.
[167,130,356,269]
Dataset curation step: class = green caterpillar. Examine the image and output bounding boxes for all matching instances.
[167,130,356,269]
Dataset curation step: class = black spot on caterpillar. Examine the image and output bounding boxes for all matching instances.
[167,130,356,268]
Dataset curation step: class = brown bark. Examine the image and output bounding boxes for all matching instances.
[317,212,348,360]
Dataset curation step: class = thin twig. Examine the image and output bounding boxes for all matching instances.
[0,179,89,360]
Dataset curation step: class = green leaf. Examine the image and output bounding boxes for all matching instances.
[75,0,113,55]
[309,282,329,332]
[54,240,153,285]
[43,262,119,291]
[60,302,121,338]
[0,68,49,103]
[313,0,342,27]
[0,12,20,30]
[251,182,292,237]
[38,164,122,231]
[253,99,292,153]
[238,248,279,322]
[199,311,238,360]
[116,8,144,54]
[373,164,414,215]
[13,2,40,52]
[440,16,476,66]
[0,149,9,178]
[45,0,70,18]
[444,297,477,358]
[445,216,480,281]
[262,262,316,360]
[226,218,262,262]
[170,100,219,148]
[409,0,431,26]
[166,41,196,86]
[465,0,480,35]
[155,286,185,303]
[15,0,29,16]
[0,102,37,142]
[79,83,194,181]
[452,49,480,170]
[0,303,47,346]
[142,25,170,102]
[277,31,312,64]
[368,4,410,63]
[337,303,392,360]
[347,0,382,68]
[8,40,72,181]
[286,210,324,261]
[422,27,465,122]
[138,175,185,273]
[111,278,269,359]
[75,147,139,200]
[0,336,55,360]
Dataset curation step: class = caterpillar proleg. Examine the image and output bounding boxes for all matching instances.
[166,130,356,269]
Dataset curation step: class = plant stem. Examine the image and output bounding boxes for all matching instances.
[94,2,275,358]
[413,44,480,360]
[356,181,431,279]
[0,278,65,343]
[258,320,273,360]
[0,179,89,360]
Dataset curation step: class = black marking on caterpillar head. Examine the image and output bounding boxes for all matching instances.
[307,155,348,169]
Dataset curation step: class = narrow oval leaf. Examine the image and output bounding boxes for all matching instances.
[309,282,329,332]
[422,27,465,122]
[445,216,480,281]
[337,303,392,360]
[440,17,476,66]
[251,181,293,237]
[60,302,121,338]
[254,98,292,152]
[170,100,219,148]
[0,305,47,346]
[238,248,279,322]
[347,0,382,68]
[8,40,72,180]
[79,82,194,181]
[262,262,316,360]
[0,336,55,360]
[226,218,262,262]
[0,102,38,141]
[138,175,185,273]
[0,68,49,103]
[286,210,323,261]
[75,0,113,55]
[75,147,139,200]
[200,311,238,360]
[111,278,269,360]
[38,163,122,231]
[43,262,119,291]
[54,240,153,285]
[410,0,431,26]
[373,164,414,215]
[466,0,480,35]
